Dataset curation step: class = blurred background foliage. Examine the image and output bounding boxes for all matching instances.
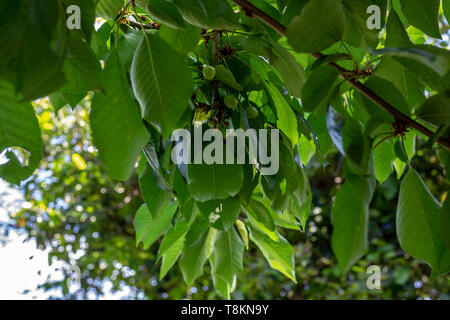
[3,97,448,300]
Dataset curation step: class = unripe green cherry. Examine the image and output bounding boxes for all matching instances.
[224,95,238,109]
[202,65,216,80]
[246,106,259,118]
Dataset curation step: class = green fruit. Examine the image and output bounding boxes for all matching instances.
[224,95,238,109]
[246,106,259,118]
[202,65,216,80]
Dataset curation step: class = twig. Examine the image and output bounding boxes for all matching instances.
[231,0,450,150]
[126,19,160,30]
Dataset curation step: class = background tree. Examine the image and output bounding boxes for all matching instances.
[0,0,449,299]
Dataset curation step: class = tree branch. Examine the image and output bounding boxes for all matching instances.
[231,0,450,150]
[126,20,160,30]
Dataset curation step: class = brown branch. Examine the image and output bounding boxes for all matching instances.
[126,20,160,30]
[231,0,450,150]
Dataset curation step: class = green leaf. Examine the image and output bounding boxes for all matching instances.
[62,0,96,41]
[180,220,217,285]
[235,220,249,249]
[373,139,396,184]
[444,0,450,25]
[287,163,312,230]
[143,0,186,29]
[213,228,245,284]
[360,77,411,122]
[52,33,104,110]
[91,50,149,181]
[172,0,240,30]
[158,219,188,280]
[281,0,309,26]
[142,142,172,191]
[377,46,450,92]
[248,224,297,283]
[187,162,244,202]
[159,23,201,55]
[415,92,450,128]
[158,219,188,259]
[96,0,123,19]
[246,199,278,242]
[331,167,376,272]
[0,79,42,185]
[0,0,66,100]
[301,65,339,113]
[266,84,299,146]
[131,33,194,137]
[342,119,371,175]
[397,169,449,279]
[441,198,450,251]
[374,11,425,110]
[385,9,412,48]
[134,201,178,250]
[286,0,345,53]
[172,169,196,223]
[139,163,173,218]
[399,0,441,39]
[117,30,144,68]
[209,252,236,299]
[372,47,449,77]
[197,196,241,231]
[268,42,306,98]
[375,58,425,111]
[342,0,387,48]
[214,65,243,91]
